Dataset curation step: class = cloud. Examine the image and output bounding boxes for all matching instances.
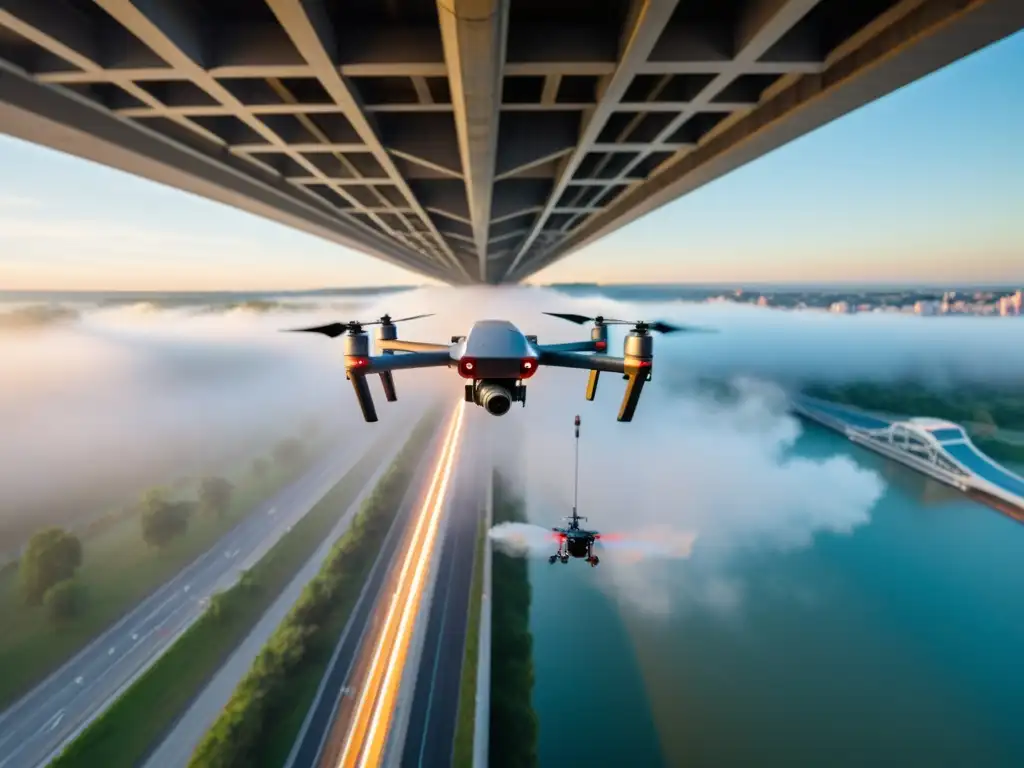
[353,286,903,616]
[0,292,441,554]
[5,283,1017,619]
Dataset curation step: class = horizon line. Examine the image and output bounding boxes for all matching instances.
[3,280,1023,296]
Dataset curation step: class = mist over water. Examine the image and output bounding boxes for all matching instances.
[362,285,1024,615]
[4,281,1021,582]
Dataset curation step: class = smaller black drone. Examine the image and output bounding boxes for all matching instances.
[550,415,604,567]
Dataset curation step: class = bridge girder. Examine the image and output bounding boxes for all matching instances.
[0,0,1021,284]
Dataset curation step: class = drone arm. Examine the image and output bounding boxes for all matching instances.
[538,350,626,374]
[364,350,453,372]
[376,339,451,353]
[535,340,600,354]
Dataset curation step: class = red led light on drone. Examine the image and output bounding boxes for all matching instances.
[519,357,538,379]
[457,357,477,378]
[346,356,370,369]
[595,340,607,351]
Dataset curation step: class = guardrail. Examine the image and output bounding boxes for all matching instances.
[472,446,493,768]
[790,399,853,435]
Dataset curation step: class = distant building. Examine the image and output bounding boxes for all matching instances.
[998,294,1021,316]
[757,296,770,307]
[829,301,853,314]
[914,301,938,315]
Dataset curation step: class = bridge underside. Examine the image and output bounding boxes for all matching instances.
[1,0,1021,284]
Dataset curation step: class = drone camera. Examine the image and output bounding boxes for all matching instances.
[471,380,527,417]
[477,382,512,416]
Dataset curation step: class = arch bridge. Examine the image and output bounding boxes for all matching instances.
[849,417,1024,509]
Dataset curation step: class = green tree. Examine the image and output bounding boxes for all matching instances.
[199,476,235,519]
[273,438,305,470]
[43,578,87,622]
[140,489,191,549]
[19,527,83,606]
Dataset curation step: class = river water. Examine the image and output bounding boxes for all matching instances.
[528,421,1024,767]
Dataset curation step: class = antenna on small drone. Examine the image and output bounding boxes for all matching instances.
[572,415,582,526]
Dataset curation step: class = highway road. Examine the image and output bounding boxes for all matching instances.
[400,418,487,768]
[0,417,410,768]
[284,419,449,768]
[286,404,468,768]
[141,416,421,768]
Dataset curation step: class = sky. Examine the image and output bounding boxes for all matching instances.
[0,30,1022,291]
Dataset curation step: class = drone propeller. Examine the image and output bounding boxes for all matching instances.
[376,312,434,325]
[542,312,627,326]
[284,321,353,338]
[284,312,434,337]
[543,312,714,335]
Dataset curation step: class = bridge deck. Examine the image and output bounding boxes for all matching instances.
[795,396,1024,507]
[1,1,1023,283]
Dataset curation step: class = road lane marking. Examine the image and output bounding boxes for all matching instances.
[337,408,461,767]
[360,410,463,765]
[339,404,464,768]
[43,710,65,734]
[0,440,375,768]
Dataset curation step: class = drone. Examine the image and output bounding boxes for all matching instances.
[550,415,601,567]
[285,311,714,423]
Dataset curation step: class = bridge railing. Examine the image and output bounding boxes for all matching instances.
[790,399,854,435]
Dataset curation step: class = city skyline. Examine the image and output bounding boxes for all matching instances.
[0,30,1021,291]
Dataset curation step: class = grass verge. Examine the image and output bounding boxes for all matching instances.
[50,427,404,768]
[489,469,539,768]
[0,453,315,710]
[188,406,444,767]
[452,500,487,767]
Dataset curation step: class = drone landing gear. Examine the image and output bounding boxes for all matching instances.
[587,555,600,567]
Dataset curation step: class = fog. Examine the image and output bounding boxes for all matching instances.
[361,284,1024,616]
[0,293,439,555]
[4,281,1021,612]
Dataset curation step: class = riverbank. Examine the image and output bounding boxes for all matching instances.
[489,470,538,768]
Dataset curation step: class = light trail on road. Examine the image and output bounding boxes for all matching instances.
[336,403,465,768]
